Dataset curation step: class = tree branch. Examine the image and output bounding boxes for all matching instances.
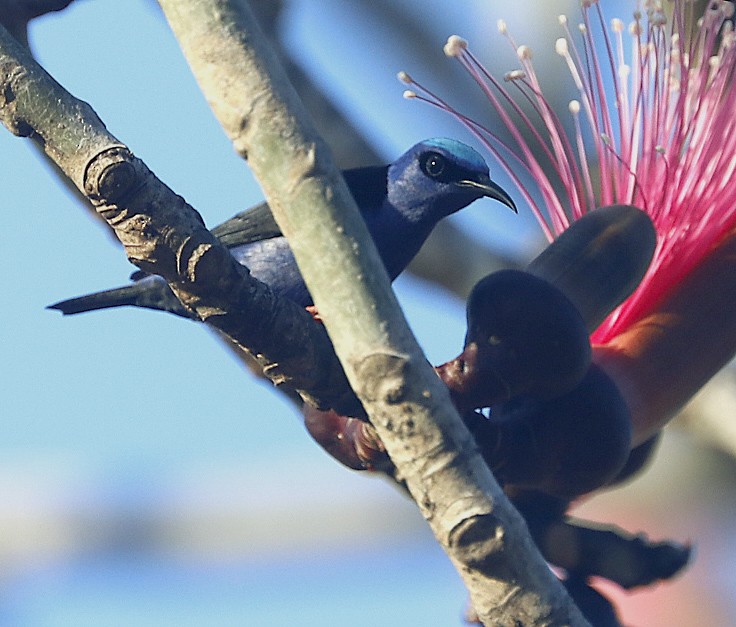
[0,19,359,414]
[155,1,587,624]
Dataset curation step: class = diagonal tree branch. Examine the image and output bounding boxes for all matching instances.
[155,0,588,624]
[0,19,359,414]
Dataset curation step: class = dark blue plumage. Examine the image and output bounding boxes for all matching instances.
[49,138,516,318]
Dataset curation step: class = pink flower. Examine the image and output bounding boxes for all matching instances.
[401,0,736,443]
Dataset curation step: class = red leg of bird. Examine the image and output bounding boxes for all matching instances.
[305,305,322,323]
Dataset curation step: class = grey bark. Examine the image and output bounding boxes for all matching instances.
[155,1,588,624]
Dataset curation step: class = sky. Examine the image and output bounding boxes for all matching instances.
[1,1,735,626]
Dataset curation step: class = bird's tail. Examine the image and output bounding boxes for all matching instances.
[48,278,195,319]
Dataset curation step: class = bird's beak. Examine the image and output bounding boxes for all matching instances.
[459,176,518,213]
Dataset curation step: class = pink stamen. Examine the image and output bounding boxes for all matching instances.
[404,0,736,344]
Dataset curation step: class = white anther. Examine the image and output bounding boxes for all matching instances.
[517,45,533,60]
[504,69,527,81]
[444,35,468,58]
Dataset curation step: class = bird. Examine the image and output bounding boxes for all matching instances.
[49,138,516,319]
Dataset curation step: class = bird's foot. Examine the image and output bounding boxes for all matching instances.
[306,305,323,323]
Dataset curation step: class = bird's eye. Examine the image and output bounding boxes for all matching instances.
[421,152,447,178]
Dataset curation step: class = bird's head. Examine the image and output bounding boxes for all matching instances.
[388,138,517,222]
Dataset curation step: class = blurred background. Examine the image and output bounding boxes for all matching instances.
[1,0,735,625]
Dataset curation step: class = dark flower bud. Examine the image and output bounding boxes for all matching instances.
[438,269,590,410]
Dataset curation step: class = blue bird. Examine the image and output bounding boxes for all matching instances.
[49,138,516,318]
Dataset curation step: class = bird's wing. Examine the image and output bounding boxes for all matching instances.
[129,167,388,282]
[211,201,283,247]
[129,202,282,282]
[211,166,389,244]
